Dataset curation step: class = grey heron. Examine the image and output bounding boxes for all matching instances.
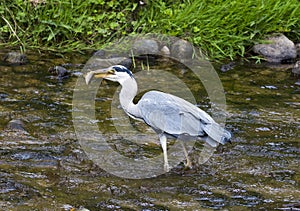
[85,65,231,172]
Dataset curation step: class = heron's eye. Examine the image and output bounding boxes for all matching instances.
[108,69,115,74]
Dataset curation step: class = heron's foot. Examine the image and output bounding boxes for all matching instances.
[184,157,192,169]
[164,163,170,172]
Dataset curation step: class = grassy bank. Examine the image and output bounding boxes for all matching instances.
[0,0,299,60]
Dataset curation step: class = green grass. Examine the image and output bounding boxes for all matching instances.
[0,0,299,60]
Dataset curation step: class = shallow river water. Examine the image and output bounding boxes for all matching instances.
[0,50,299,210]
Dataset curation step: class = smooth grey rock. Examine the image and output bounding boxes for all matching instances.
[171,39,193,60]
[93,50,106,58]
[87,57,132,69]
[132,39,159,55]
[6,119,26,132]
[118,58,133,69]
[253,34,296,63]
[3,52,28,65]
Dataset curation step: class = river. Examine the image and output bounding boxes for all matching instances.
[0,49,299,210]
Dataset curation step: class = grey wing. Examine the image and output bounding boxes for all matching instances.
[137,91,212,137]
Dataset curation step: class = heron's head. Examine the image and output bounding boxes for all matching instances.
[222,129,232,144]
[85,65,133,85]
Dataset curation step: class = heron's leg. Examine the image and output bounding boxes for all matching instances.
[180,141,192,168]
[159,134,169,172]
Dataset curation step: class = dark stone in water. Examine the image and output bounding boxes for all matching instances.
[107,55,133,69]
[10,151,57,161]
[92,49,133,68]
[220,62,236,72]
[6,119,26,132]
[87,57,132,70]
[48,66,71,80]
[3,51,29,65]
[118,58,133,69]
[270,169,295,181]
[0,92,8,100]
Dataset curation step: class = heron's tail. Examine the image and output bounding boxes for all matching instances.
[202,122,232,147]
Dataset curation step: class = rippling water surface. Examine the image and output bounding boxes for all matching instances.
[0,50,299,210]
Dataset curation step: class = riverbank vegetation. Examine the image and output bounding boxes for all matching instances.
[0,0,299,60]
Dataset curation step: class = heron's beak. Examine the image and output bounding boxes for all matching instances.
[85,68,114,85]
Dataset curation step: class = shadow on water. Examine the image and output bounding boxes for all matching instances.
[0,50,299,210]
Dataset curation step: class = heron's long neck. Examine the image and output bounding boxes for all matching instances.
[119,78,140,118]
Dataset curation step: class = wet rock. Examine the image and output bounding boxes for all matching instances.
[48,66,71,80]
[118,57,133,69]
[88,57,132,69]
[261,85,277,90]
[6,119,26,132]
[93,49,106,58]
[171,39,193,60]
[253,34,297,63]
[10,151,57,161]
[3,51,28,65]
[270,170,295,181]
[109,185,127,196]
[132,39,159,55]
[220,62,236,72]
[292,60,300,77]
[0,179,36,198]
[255,127,271,132]
[0,92,8,100]
[160,46,170,55]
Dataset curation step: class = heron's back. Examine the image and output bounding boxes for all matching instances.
[136,91,231,145]
[137,91,209,135]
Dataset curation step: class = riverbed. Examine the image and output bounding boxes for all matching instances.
[0,50,299,210]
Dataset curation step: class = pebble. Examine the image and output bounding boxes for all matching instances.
[255,127,271,132]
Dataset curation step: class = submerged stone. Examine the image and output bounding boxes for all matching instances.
[48,66,71,80]
[220,62,236,72]
[6,119,27,132]
[0,92,8,100]
[3,51,28,65]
